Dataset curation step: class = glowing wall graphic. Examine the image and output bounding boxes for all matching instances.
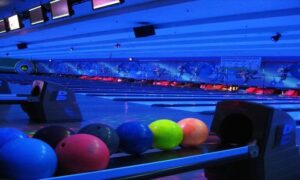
[35,59,300,89]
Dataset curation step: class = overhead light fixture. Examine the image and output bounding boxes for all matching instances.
[50,0,73,20]
[29,5,48,25]
[0,19,8,33]
[271,32,282,42]
[92,0,121,10]
[8,14,23,31]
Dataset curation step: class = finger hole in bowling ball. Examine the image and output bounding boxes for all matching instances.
[219,113,253,146]
[61,143,66,147]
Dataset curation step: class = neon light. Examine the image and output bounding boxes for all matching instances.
[30,6,46,25]
[50,0,71,20]
[93,0,121,10]
[29,5,42,11]
[8,15,21,31]
[0,20,6,33]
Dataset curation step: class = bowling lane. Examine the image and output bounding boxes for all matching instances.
[76,94,212,128]
[0,77,214,128]
[124,99,300,122]
[86,94,239,97]
[84,93,300,123]
[89,95,300,107]
[167,106,215,113]
[83,93,249,96]
[81,88,300,122]
[128,99,300,121]
[76,91,300,126]
[0,93,212,133]
[78,89,214,95]
[111,97,297,101]
[114,101,218,106]
[116,100,300,106]
[165,105,300,113]
[74,90,233,94]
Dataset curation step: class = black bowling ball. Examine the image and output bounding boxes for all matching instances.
[78,123,119,154]
[33,125,75,149]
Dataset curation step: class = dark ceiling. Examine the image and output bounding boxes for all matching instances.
[0,0,300,60]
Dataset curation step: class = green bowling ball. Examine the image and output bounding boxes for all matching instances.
[149,119,183,150]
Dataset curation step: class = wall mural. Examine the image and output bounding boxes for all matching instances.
[34,58,300,89]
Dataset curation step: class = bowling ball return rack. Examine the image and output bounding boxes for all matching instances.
[0,80,82,123]
[46,143,258,180]
[47,101,300,180]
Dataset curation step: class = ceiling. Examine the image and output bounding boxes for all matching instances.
[0,0,300,60]
[0,0,50,17]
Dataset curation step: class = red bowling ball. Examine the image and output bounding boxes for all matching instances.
[178,118,209,147]
[55,134,110,174]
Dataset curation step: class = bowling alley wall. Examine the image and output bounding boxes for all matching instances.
[32,57,300,89]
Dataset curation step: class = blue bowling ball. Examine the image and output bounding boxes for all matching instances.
[0,128,27,148]
[0,138,57,179]
[117,121,153,155]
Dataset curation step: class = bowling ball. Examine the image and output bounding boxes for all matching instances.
[0,138,57,179]
[33,125,74,149]
[55,134,109,174]
[149,119,183,150]
[117,121,153,155]
[178,118,209,147]
[0,128,27,148]
[78,123,119,154]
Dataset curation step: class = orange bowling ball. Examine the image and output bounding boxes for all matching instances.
[178,118,209,147]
